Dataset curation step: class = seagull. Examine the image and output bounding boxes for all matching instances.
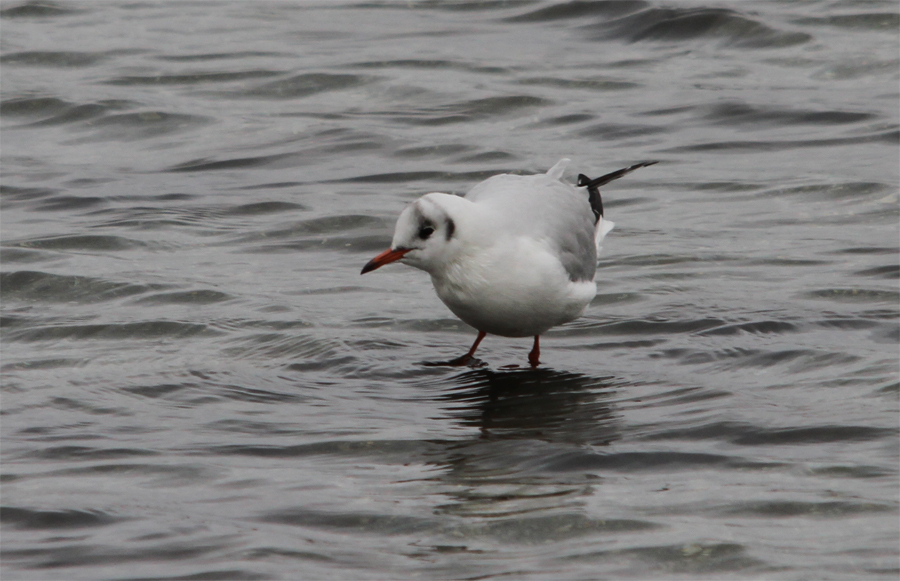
[361,158,657,367]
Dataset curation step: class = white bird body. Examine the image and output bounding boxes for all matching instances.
[362,158,653,366]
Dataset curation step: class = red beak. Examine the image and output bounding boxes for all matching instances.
[361,248,411,274]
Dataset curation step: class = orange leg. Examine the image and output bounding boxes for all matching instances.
[467,330,487,359]
[440,330,486,366]
[528,335,540,368]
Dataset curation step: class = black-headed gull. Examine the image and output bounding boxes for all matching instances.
[362,158,657,367]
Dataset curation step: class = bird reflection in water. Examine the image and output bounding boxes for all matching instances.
[427,368,623,522]
[435,367,620,446]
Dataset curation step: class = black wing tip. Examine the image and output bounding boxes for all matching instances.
[578,161,658,223]
[577,160,659,189]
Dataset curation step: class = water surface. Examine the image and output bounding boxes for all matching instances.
[2,1,898,580]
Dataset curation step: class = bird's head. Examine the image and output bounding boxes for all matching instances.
[361,193,464,276]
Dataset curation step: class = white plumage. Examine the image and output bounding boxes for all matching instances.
[362,158,655,367]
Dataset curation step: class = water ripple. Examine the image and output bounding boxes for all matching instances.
[590,7,812,48]
[2,1,897,579]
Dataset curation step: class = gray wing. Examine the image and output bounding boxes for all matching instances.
[467,172,598,282]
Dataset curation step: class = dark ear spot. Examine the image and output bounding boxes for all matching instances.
[445,218,455,241]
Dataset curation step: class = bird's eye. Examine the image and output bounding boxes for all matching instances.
[418,225,435,240]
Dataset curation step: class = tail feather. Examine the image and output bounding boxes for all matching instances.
[577,160,658,222]
[595,219,615,254]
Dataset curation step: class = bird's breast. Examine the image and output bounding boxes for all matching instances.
[430,237,596,337]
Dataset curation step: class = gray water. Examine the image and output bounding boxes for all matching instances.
[1,1,898,580]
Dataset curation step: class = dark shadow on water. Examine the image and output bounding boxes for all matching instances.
[423,368,627,519]
[434,367,620,447]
